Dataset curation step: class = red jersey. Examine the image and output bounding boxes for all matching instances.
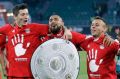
[73,33,119,79]
[71,31,86,45]
[0,34,6,47]
[0,23,49,77]
[40,31,86,47]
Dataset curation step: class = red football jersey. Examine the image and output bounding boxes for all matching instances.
[41,31,86,48]
[71,31,86,45]
[0,34,6,47]
[0,23,49,77]
[79,34,119,79]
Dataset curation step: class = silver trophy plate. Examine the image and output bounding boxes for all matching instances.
[31,39,80,79]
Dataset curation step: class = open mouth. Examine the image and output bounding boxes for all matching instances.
[51,23,58,27]
[22,20,28,25]
[24,20,28,22]
[91,29,96,32]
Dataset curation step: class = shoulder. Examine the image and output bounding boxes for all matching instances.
[0,24,12,29]
[71,31,86,38]
[85,35,93,39]
[29,23,48,27]
[108,40,119,51]
[85,35,93,41]
[1,24,11,27]
[27,23,49,33]
[112,40,119,45]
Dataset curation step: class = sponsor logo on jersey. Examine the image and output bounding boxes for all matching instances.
[25,28,30,33]
[100,44,104,49]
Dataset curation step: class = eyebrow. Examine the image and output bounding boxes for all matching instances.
[54,17,59,19]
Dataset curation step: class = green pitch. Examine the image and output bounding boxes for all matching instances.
[77,51,88,79]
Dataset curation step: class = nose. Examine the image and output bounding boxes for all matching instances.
[24,14,29,19]
[51,19,56,23]
[51,20,57,25]
[91,25,95,29]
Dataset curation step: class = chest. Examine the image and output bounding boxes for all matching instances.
[4,27,41,47]
[85,42,110,59]
[7,27,36,39]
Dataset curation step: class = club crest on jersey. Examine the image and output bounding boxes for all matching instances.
[25,28,30,33]
[100,44,104,49]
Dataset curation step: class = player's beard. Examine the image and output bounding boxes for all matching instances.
[50,25,62,34]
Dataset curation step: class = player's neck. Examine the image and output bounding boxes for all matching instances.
[93,33,105,40]
[15,21,23,28]
[93,35,99,39]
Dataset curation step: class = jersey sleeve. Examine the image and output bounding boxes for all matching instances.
[0,34,6,47]
[0,24,10,34]
[33,23,49,36]
[110,41,120,55]
[71,31,86,45]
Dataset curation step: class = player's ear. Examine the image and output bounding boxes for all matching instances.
[62,20,64,27]
[105,27,108,32]
[13,15,17,21]
[104,25,108,33]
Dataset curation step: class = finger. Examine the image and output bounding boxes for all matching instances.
[61,35,65,39]
[26,42,30,48]
[99,59,103,64]
[92,49,94,59]
[107,37,114,46]
[87,55,89,61]
[14,35,17,44]
[89,50,91,59]
[103,38,109,46]
[11,38,14,46]
[104,39,111,46]
[17,34,20,43]
[6,60,9,68]
[104,34,114,46]
[21,34,24,43]
[106,41,112,46]
[103,36,112,46]
[103,36,108,43]
[95,50,98,59]
[103,37,106,44]
[61,35,67,40]
[62,30,72,40]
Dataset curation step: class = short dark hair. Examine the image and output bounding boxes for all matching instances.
[92,16,108,27]
[13,3,28,16]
